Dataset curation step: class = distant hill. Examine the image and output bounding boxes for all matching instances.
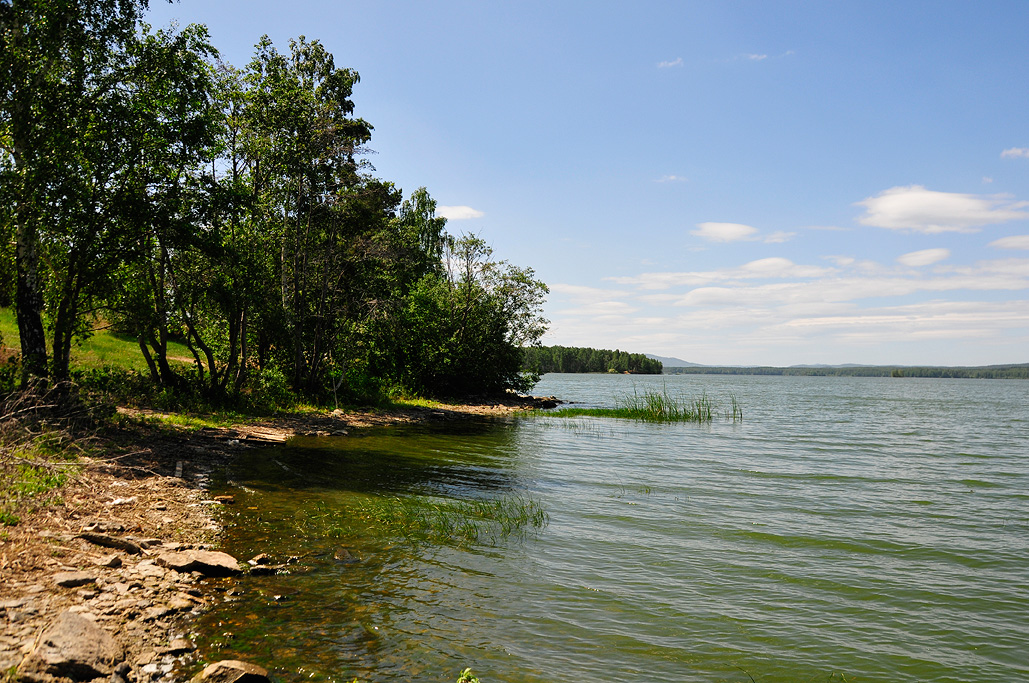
[661,364,1029,379]
[646,354,701,367]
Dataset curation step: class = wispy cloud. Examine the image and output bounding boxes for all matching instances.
[608,257,835,290]
[692,222,759,242]
[545,254,1029,365]
[436,205,484,220]
[656,174,688,183]
[764,231,796,244]
[1000,147,1029,159]
[855,185,1029,234]
[657,57,683,68]
[989,235,1029,250]
[690,222,796,244]
[549,283,628,302]
[731,50,794,63]
[897,248,950,267]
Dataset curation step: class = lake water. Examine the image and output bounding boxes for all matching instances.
[196,374,1029,683]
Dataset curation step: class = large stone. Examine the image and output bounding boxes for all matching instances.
[191,660,270,683]
[19,611,124,681]
[53,572,97,589]
[75,533,142,555]
[156,550,242,577]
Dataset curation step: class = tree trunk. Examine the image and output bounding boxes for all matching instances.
[15,206,49,386]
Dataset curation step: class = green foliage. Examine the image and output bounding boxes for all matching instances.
[380,235,548,397]
[2,10,549,407]
[523,345,662,374]
[1,414,78,529]
[456,669,481,683]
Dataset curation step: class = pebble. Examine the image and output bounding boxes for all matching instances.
[93,554,123,568]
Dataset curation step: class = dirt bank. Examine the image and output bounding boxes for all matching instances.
[0,395,555,682]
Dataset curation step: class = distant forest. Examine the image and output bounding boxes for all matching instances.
[523,346,663,374]
[662,365,1029,379]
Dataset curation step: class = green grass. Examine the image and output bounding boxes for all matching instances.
[0,434,79,526]
[137,410,258,431]
[547,388,744,423]
[0,307,192,373]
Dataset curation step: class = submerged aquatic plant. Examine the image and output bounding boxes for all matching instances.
[296,493,549,548]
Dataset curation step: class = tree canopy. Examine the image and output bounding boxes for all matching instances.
[1,7,548,403]
[522,346,662,375]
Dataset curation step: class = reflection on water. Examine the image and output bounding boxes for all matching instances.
[194,375,1029,683]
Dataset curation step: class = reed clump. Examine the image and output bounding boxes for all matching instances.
[549,388,743,423]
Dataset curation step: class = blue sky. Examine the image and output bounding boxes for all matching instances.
[146,1,1029,366]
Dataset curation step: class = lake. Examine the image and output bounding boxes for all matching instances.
[195,374,1029,682]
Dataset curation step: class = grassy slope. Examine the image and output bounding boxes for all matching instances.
[0,307,192,373]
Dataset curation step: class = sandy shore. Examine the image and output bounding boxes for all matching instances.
[0,395,555,682]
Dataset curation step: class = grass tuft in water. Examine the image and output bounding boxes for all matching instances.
[548,388,743,423]
[296,493,549,548]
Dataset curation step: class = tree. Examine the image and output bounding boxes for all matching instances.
[0,0,164,384]
[393,235,548,396]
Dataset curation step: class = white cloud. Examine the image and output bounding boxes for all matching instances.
[764,231,796,243]
[607,258,835,290]
[897,248,950,267]
[656,174,688,183]
[983,177,994,184]
[436,205,484,220]
[739,257,831,278]
[989,235,1029,250]
[825,255,855,266]
[744,53,768,61]
[556,301,638,318]
[1001,147,1029,159]
[549,283,628,302]
[855,185,1029,233]
[692,221,759,242]
[658,57,683,68]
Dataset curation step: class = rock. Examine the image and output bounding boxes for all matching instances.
[158,638,195,655]
[54,572,98,589]
[75,533,143,555]
[92,554,122,569]
[80,522,125,534]
[0,598,30,610]
[110,662,131,683]
[156,550,242,577]
[19,611,124,681]
[142,605,174,622]
[248,565,285,576]
[133,560,167,579]
[333,547,358,564]
[248,553,271,566]
[191,660,270,683]
[213,495,235,504]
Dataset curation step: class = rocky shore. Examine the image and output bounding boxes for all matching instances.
[0,394,559,683]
